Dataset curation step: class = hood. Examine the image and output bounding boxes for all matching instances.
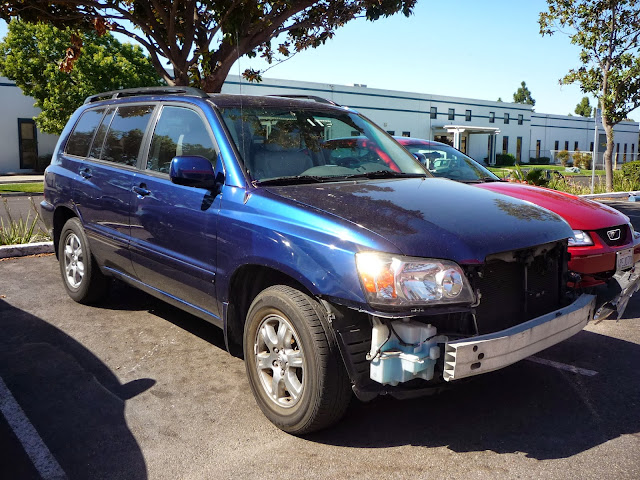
[264,177,573,263]
[475,182,629,230]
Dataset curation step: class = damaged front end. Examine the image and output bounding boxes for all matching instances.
[328,241,595,401]
[592,262,640,321]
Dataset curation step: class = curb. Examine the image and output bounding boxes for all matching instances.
[0,192,44,197]
[0,241,54,259]
[580,192,636,200]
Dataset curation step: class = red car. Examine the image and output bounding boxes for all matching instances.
[396,137,640,319]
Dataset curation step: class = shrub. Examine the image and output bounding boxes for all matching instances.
[621,161,640,184]
[529,156,551,165]
[495,153,516,166]
[0,197,50,245]
[573,151,592,170]
[556,150,571,166]
[525,168,549,187]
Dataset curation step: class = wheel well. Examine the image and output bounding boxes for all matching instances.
[52,206,76,258]
[225,265,315,357]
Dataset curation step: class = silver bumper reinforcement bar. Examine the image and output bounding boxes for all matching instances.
[443,294,596,381]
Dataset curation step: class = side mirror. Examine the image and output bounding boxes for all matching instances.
[170,155,216,189]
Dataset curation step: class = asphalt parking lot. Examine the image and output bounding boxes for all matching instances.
[0,201,639,479]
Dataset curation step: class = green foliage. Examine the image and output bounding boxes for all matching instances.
[495,153,516,166]
[530,156,551,165]
[574,96,592,117]
[540,0,640,191]
[548,170,640,195]
[556,150,571,166]
[0,1,417,93]
[525,168,549,187]
[573,150,592,169]
[513,81,535,106]
[0,20,162,134]
[621,161,640,183]
[0,197,50,245]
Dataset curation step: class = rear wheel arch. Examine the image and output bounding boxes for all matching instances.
[52,206,77,259]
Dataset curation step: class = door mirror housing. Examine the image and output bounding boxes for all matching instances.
[170,155,216,189]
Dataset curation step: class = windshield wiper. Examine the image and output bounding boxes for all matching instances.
[255,175,328,186]
[342,170,426,180]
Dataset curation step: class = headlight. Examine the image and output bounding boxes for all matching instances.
[568,230,593,246]
[355,252,474,307]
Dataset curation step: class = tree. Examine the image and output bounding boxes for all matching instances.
[0,20,162,134]
[513,81,536,106]
[0,1,417,93]
[540,0,640,191]
[574,96,593,117]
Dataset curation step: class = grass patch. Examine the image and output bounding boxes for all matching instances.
[0,182,44,193]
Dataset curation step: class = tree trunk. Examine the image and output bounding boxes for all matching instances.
[603,119,615,192]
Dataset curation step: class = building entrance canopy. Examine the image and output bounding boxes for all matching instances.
[443,125,501,165]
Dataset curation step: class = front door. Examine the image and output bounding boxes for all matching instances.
[18,119,38,169]
[129,104,221,317]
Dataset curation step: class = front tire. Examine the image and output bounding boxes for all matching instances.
[244,285,351,434]
[58,217,109,304]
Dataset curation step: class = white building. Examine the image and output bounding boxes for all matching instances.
[1,74,637,173]
[222,75,639,167]
[0,77,58,174]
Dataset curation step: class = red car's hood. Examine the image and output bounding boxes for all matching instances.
[475,182,629,230]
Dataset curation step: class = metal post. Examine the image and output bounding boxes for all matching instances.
[591,112,598,194]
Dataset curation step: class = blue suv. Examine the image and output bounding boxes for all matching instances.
[41,87,595,434]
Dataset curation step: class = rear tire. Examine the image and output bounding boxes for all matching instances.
[244,285,351,434]
[58,217,109,304]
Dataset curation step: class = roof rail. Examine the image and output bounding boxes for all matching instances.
[267,94,339,106]
[84,86,209,104]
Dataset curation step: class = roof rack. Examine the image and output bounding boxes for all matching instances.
[267,94,339,106]
[84,86,209,104]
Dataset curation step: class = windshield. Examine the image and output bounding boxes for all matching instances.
[218,106,428,183]
[403,142,500,182]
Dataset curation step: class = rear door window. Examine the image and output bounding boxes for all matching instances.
[146,106,216,174]
[65,108,105,157]
[101,105,154,166]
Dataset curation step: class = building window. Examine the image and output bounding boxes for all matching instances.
[504,113,509,124]
[632,144,636,159]
[502,136,509,154]
[518,114,523,125]
[430,107,437,119]
[536,140,541,158]
[489,112,495,123]
[402,131,410,137]
[616,143,620,162]
[574,141,579,151]
[590,141,594,152]
[516,137,522,162]
[564,141,569,151]
[465,110,471,122]
[386,130,395,135]
[448,108,455,120]
[624,143,628,162]
[554,140,559,151]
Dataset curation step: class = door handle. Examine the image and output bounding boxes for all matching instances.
[132,185,151,197]
[79,167,92,179]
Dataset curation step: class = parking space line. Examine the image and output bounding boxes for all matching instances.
[527,356,599,376]
[0,376,68,480]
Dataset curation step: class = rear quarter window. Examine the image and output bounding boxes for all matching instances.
[65,108,105,157]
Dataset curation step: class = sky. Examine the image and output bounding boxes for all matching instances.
[0,0,636,120]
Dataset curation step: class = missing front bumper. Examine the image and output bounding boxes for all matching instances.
[443,293,595,381]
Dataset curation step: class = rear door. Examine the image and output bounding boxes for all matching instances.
[71,103,155,276]
[129,103,222,317]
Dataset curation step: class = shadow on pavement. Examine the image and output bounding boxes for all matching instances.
[0,299,154,480]
[308,327,640,460]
